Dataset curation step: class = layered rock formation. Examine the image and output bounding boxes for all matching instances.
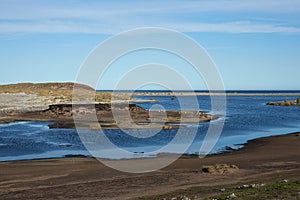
[0,82,219,129]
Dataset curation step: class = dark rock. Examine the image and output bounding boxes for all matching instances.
[225,146,236,151]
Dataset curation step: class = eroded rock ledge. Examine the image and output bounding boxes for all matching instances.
[0,82,219,129]
[0,103,219,130]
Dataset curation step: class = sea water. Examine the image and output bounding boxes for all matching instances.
[0,95,299,161]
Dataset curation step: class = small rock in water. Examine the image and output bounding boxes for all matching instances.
[220,188,226,192]
[281,179,288,183]
[58,143,72,147]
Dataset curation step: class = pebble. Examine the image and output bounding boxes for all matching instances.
[181,197,191,200]
[237,183,266,189]
[220,188,226,192]
[227,193,237,198]
[237,184,249,189]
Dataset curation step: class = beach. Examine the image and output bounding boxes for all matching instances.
[0,132,299,199]
[2,1,300,199]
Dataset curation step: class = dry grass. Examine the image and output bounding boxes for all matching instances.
[202,164,239,174]
[0,82,132,103]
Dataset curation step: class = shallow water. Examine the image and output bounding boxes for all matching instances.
[0,95,299,161]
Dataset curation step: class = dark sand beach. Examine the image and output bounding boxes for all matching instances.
[0,132,299,199]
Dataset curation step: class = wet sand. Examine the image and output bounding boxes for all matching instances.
[0,132,299,199]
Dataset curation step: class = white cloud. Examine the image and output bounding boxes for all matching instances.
[169,21,300,34]
[0,20,299,35]
[1,0,300,20]
[0,0,300,35]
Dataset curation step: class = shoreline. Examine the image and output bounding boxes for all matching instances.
[0,131,294,163]
[132,91,300,96]
[0,132,299,199]
[0,124,298,163]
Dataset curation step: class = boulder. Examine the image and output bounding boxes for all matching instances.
[267,99,298,106]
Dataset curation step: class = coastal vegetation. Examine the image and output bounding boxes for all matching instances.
[0,82,132,103]
[205,180,300,200]
[133,179,300,200]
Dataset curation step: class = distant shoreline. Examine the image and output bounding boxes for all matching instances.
[131,91,300,96]
[95,89,300,96]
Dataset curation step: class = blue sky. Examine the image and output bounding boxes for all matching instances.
[0,0,300,90]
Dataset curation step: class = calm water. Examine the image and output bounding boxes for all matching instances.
[0,95,299,161]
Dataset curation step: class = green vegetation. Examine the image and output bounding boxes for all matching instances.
[132,185,210,200]
[132,180,300,200]
[205,180,300,200]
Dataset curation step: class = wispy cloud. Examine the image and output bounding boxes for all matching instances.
[1,0,300,20]
[0,0,300,35]
[1,20,299,34]
[170,21,300,34]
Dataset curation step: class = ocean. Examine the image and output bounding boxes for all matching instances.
[0,94,299,161]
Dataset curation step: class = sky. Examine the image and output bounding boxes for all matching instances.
[0,0,300,90]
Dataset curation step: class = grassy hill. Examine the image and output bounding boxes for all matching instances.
[0,82,131,104]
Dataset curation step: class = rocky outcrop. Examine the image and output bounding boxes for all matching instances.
[0,82,219,129]
[267,98,300,106]
[0,102,218,130]
[202,164,239,174]
[42,103,145,118]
